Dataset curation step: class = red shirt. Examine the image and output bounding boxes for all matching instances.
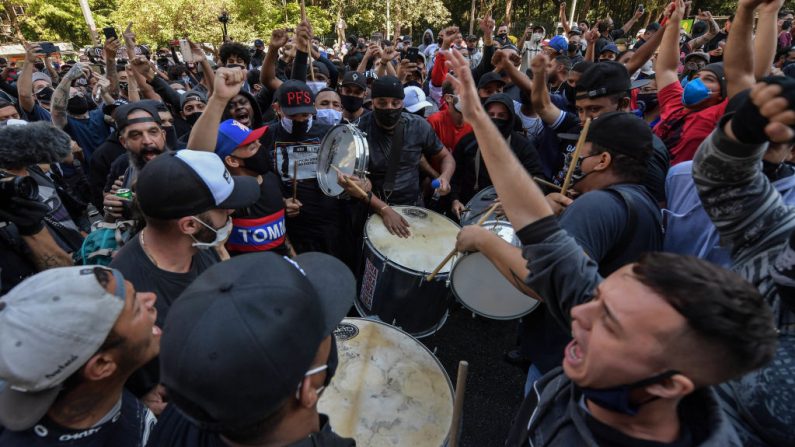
[653,81,727,165]
[427,110,472,153]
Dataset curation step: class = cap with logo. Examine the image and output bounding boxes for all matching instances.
[216,119,267,159]
[585,111,653,162]
[0,266,127,430]
[136,149,260,219]
[544,35,569,54]
[371,75,405,99]
[180,90,208,112]
[600,43,620,55]
[576,61,648,100]
[477,71,506,90]
[684,52,710,64]
[403,86,432,113]
[160,251,355,430]
[113,101,162,132]
[341,71,367,91]
[276,80,316,115]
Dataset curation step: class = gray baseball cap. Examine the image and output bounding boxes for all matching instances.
[0,266,127,430]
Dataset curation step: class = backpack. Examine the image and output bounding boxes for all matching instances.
[74,220,136,266]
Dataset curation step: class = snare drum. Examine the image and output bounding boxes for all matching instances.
[358,206,460,337]
[450,221,540,319]
[317,124,369,197]
[460,186,500,226]
[318,318,454,446]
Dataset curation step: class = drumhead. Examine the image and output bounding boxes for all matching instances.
[318,318,453,446]
[317,124,369,197]
[451,221,540,319]
[365,206,461,274]
[460,186,499,226]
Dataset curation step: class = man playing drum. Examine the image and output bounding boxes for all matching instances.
[442,47,779,446]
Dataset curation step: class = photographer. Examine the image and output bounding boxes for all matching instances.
[0,121,83,293]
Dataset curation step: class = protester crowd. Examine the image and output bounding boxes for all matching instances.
[0,0,794,445]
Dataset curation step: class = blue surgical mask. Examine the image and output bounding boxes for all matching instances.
[315,108,342,126]
[580,370,679,416]
[681,77,712,107]
[307,81,328,96]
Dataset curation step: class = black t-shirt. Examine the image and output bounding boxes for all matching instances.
[451,131,546,204]
[226,172,288,256]
[585,411,693,447]
[146,405,355,447]
[0,390,156,447]
[88,133,125,209]
[254,120,344,255]
[357,112,444,206]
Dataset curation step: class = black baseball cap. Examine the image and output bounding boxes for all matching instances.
[160,251,355,430]
[136,150,259,219]
[477,71,506,90]
[371,75,404,99]
[341,71,367,90]
[276,80,316,115]
[180,90,208,112]
[585,111,653,162]
[575,61,649,100]
[113,101,161,132]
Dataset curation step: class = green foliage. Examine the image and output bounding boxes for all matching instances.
[15,0,115,45]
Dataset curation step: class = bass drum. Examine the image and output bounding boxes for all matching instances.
[318,318,454,447]
[450,221,540,319]
[358,206,460,337]
[317,124,369,197]
[460,186,500,226]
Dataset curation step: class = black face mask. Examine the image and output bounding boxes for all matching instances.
[157,57,169,65]
[119,82,129,92]
[35,87,54,103]
[568,43,581,54]
[491,117,512,137]
[496,33,508,44]
[637,93,659,113]
[67,95,90,115]
[164,126,177,150]
[424,36,432,45]
[239,148,271,175]
[340,94,363,113]
[562,83,577,106]
[34,62,45,71]
[580,370,679,416]
[185,111,202,126]
[373,107,402,129]
[291,119,310,136]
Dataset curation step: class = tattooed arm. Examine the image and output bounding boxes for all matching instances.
[22,228,74,270]
[51,63,84,128]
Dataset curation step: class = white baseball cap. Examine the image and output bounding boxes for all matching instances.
[403,86,432,113]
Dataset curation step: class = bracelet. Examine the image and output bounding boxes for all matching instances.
[379,204,389,214]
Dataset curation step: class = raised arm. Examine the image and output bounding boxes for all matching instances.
[262,29,288,92]
[51,64,84,128]
[127,58,161,101]
[623,13,667,74]
[753,0,785,80]
[686,11,720,50]
[494,49,532,99]
[724,0,758,98]
[620,7,646,35]
[103,37,121,97]
[186,67,246,152]
[191,41,215,96]
[125,66,140,102]
[559,2,572,34]
[530,54,564,125]
[17,43,40,113]
[654,0,685,91]
[584,28,598,62]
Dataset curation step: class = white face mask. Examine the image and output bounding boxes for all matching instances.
[307,81,328,96]
[315,108,342,126]
[190,216,232,249]
[532,33,544,43]
[280,116,314,134]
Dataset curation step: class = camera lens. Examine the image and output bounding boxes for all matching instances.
[15,177,39,200]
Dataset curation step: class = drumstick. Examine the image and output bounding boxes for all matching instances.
[426,202,499,282]
[533,176,562,192]
[331,164,368,198]
[449,360,469,447]
[560,118,591,196]
[300,0,316,81]
[292,160,299,201]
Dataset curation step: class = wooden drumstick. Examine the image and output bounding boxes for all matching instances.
[426,202,500,282]
[292,160,299,200]
[300,0,315,81]
[560,118,591,197]
[533,176,562,192]
[331,164,367,199]
[449,360,469,447]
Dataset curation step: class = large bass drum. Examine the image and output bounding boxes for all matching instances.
[316,124,369,197]
[318,318,454,447]
[358,206,460,337]
[450,220,540,319]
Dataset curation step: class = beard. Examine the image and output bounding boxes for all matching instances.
[129,145,165,170]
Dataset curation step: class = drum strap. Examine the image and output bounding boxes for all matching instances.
[601,187,638,268]
[382,119,405,201]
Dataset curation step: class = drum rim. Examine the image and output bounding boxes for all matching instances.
[461,185,498,226]
[317,124,369,197]
[363,206,461,276]
[330,316,455,442]
[352,299,450,339]
[449,252,540,320]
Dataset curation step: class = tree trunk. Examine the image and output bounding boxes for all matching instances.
[504,0,513,26]
[2,0,24,43]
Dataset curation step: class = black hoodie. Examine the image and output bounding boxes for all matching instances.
[451,93,546,204]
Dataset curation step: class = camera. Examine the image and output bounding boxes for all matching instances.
[218,11,229,24]
[0,176,39,204]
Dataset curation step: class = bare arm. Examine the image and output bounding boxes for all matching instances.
[620,9,645,35]
[560,2,572,34]
[22,228,74,270]
[529,54,563,125]
[51,64,84,128]
[186,67,246,152]
[686,12,720,50]
[262,29,288,92]
[753,0,785,80]
[17,43,39,113]
[125,67,140,102]
[43,56,59,85]
[624,16,667,74]
[724,1,757,99]
[103,38,121,97]
[654,0,685,91]
[468,228,540,298]
[584,28,599,62]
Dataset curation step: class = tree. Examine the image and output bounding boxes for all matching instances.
[14,0,115,45]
